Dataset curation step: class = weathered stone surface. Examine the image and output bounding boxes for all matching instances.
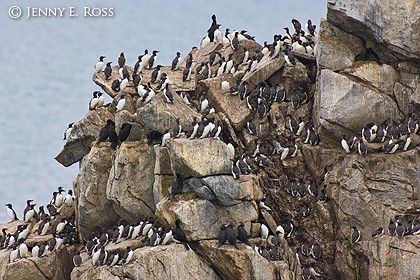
[242,55,285,89]
[316,69,402,143]
[153,145,172,176]
[279,61,308,99]
[200,74,253,132]
[316,19,365,71]
[167,138,233,178]
[93,66,136,98]
[73,244,220,280]
[77,145,119,240]
[0,245,77,280]
[342,61,399,96]
[327,0,420,62]
[156,198,259,240]
[197,240,290,280]
[328,149,420,280]
[153,174,173,205]
[394,82,415,115]
[55,108,113,167]
[136,89,200,134]
[183,175,263,206]
[106,142,156,222]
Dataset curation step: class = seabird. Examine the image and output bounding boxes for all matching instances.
[226,223,239,249]
[341,135,351,153]
[396,222,406,237]
[351,226,361,244]
[174,219,189,250]
[172,118,183,138]
[311,242,321,259]
[97,120,112,144]
[97,92,105,107]
[73,251,82,267]
[218,224,227,247]
[89,91,99,110]
[104,61,112,79]
[284,45,296,66]
[116,95,126,112]
[372,227,383,238]
[63,122,74,140]
[108,121,119,149]
[161,129,171,146]
[95,56,105,73]
[148,50,159,69]
[231,32,240,51]
[118,52,126,68]
[5,204,18,222]
[24,203,36,222]
[237,223,250,246]
[118,123,132,143]
[163,84,174,103]
[111,79,121,92]
[171,52,181,70]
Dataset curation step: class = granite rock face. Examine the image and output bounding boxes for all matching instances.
[43,1,420,279]
[55,108,113,167]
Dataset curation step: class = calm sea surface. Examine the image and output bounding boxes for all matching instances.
[0,0,325,222]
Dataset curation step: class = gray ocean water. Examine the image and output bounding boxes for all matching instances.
[0,0,325,222]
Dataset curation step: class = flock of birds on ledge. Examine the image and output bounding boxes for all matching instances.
[2,13,419,280]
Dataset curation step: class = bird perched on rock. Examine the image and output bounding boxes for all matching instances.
[96,120,112,144]
[171,52,181,70]
[148,50,159,69]
[351,226,361,244]
[226,222,239,249]
[104,61,112,80]
[237,223,250,246]
[63,122,74,140]
[89,91,99,110]
[118,52,126,68]
[73,251,82,267]
[218,224,228,247]
[118,123,132,143]
[174,219,189,250]
[108,120,118,149]
[163,84,174,104]
[95,56,105,73]
[5,204,18,222]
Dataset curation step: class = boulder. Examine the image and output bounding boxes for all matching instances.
[0,245,77,280]
[106,142,156,222]
[242,55,285,90]
[183,175,264,206]
[156,198,259,240]
[72,244,221,280]
[341,61,399,96]
[167,138,233,178]
[326,0,420,62]
[197,240,290,280]
[315,69,402,143]
[327,148,420,279]
[77,145,119,240]
[136,89,200,134]
[316,19,365,71]
[200,75,253,131]
[55,108,113,167]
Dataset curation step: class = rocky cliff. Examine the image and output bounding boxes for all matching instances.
[1,1,419,280]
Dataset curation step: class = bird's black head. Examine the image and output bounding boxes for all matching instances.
[99,56,105,60]
[5,204,12,208]
[176,52,181,56]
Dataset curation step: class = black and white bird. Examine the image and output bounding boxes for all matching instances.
[173,219,189,250]
[64,190,75,207]
[116,94,126,112]
[163,84,174,104]
[118,52,126,68]
[172,118,183,138]
[104,61,112,80]
[171,52,181,70]
[351,226,361,244]
[95,56,105,73]
[5,204,18,222]
[89,91,99,110]
[73,251,82,267]
[148,50,159,69]
[151,65,162,84]
[63,122,74,140]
